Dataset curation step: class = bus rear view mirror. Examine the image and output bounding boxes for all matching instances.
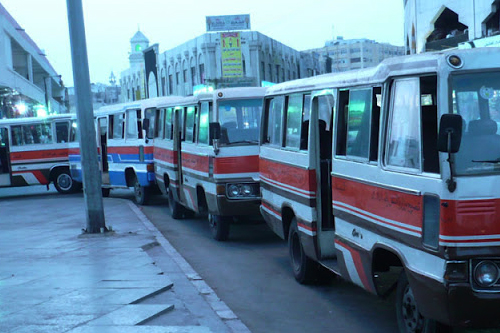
[142,118,150,134]
[209,122,221,140]
[438,114,462,153]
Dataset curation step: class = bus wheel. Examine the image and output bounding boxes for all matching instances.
[54,170,78,194]
[102,188,111,197]
[396,270,452,333]
[168,188,184,219]
[288,218,318,284]
[208,214,230,241]
[133,176,149,205]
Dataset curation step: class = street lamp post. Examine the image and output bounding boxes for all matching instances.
[66,0,106,233]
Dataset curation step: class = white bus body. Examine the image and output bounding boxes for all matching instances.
[152,87,266,240]
[0,114,80,193]
[260,47,500,331]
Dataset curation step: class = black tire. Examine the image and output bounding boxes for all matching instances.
[288,218,319,284]
[396,270,453,333]
[102,188,111,197]
[133,175,150,205]
[168,187,184,219]
[54,169,79,194]
[208,213,230,241]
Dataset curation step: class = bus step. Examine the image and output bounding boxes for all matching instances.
[320,258,340,275]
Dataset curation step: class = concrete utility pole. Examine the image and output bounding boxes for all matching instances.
[66,0,106,232]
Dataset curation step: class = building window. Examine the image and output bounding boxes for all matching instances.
[191,67,196,86]
[261,61,265,81]
[199,64,205,84]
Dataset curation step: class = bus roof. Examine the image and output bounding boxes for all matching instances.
[0,114,73,125]
[265,47,500,96]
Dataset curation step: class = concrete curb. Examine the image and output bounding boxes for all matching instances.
[127,201,251,333]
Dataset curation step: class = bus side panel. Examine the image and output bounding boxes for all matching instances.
[260,152,318,258]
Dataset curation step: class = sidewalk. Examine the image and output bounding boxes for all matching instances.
[0,193,250,333]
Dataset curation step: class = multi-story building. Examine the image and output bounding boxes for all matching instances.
[0,3,66,118]
[404,0,500,54]
[304,36,405,73]
[120,30,326,99]
[68,72,121,112]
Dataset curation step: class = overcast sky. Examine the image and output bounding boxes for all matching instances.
[1,0,405,87]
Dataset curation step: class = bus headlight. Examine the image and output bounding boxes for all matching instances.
[474,261,499,287]
[228,184,240,197]
[225,183,259,199]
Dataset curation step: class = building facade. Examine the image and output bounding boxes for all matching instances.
[404,0,500,54]
[121,30,326,99]
[0,3,66,118]
[304,36,405,73]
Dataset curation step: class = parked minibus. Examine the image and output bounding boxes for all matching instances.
[69,100,157,204]
[0,114,80,193]
[152,87,266,240]
[260,47,500,331]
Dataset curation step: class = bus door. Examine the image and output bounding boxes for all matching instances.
[0,127,11,186]
[311,90,336,258]
[97,117,109,184]
[173,107,184,200]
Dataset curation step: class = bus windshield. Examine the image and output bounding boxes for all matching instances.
[218,98,262,145]
[452,71,500,175]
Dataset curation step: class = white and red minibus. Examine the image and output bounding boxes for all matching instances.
[0,114,80,193]
[152,87,266,240]
[260,47,500,331]
[69,100,157,204]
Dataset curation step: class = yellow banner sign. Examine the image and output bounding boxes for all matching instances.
[221,32,243,78]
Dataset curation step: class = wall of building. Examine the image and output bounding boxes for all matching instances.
[404,0,499,54]
[0,3,66,118]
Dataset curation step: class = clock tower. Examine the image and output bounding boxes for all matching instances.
[129,30,149,68]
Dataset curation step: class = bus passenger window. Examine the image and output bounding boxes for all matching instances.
[185,106,196,142]
[285,94,303,150]
[11,126,23,146]
[387,78,421,170]
[39,123,53,144]
[198,102,209,145]
[156,109,165,139]
[165,108,173,140]
[300,95,311,150]
[112,114,124,139]
[346,88,372,159]
[267,96,284,146]
[126,110,139,139]
[56,122,69,143]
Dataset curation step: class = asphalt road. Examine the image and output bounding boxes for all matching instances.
[138,193,399,333]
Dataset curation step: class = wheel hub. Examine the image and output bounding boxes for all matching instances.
[401,285,424,332]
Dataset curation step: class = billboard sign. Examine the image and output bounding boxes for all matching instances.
[221,32,243,78]
[206,14,250,32]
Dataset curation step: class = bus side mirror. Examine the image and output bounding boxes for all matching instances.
[209,122,221,140]
[142,118,150,133]
[438,114,462,153]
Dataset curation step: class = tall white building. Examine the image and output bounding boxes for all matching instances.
[121,30,325,99]
[304,37,405,73]
[404,0,500,54]
[0,3,66,118]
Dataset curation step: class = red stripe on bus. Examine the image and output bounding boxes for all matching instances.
[154,146,178,164]
[335,239,373,293]
[260,158,316,192]
[332,176,422,230]
[14,170,48,184]
[214,155,259,174]
[181,152,209,173]
[440,199,500,239]
[107,146,154,154]
[10,149,69,161]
